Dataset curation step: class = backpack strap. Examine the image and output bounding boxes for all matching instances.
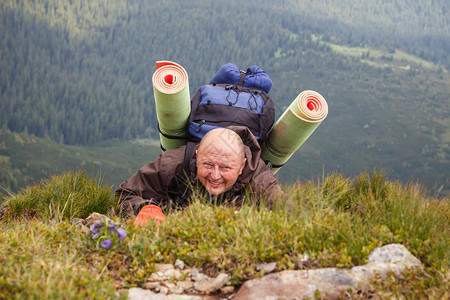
[183,141,197,177]
[237,70,246,86]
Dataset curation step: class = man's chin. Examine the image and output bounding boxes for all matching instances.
[206,183,225,195]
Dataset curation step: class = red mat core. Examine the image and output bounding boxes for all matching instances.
[164,74,174,84]
[307,101,315,111]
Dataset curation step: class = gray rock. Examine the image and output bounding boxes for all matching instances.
[191,268,210,282]
[156,263,175,273]
[127,288,167,300]
[220,286,235,294]
[84,212,111,227]
[352,243,423,282]
[177,280,194,290]
[194,273,230,293]
[164,268,183,280]
[159,286,169,295]
[256,262,277,274]
[165,282,184,294]
[234,244,423,300]
[175,259,185,270]
[127,288,206,300]
[148,272,167,282]
[142,281,161,291]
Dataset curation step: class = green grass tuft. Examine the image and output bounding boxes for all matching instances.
[1,170,116,222]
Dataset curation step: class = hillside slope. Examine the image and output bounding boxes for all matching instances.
[0,0,449,191]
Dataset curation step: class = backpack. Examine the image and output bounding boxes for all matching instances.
[182,63,275,173]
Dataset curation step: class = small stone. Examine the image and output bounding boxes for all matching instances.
[175,259,185,270]
[148,272,166,282]
[194,273,229,293]
[142,281,160,290]
[159,286,169,295]
[177,280,194,290]
[164,268,182,280]
[156,263,175,273]
[84,212,111,227]
[256,262,277,274]
[191,268,210,282]
[220,286,235,294]
[127,288,167,300]
[165,282,184,294]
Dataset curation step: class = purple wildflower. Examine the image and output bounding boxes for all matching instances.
[107,222,118,233]
[90,221,104,233]
[100,239,113,249]
[116,228,127,241]
[90,225,99,234]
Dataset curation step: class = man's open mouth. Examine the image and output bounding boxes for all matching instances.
[208,180,223,187]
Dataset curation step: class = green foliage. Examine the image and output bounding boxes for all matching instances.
[0,170,448,298]
[2,170,116,221]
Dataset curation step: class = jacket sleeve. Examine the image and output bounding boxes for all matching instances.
[250,160,284,207]
[115,147,185,218]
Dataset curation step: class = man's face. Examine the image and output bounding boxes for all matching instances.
[196,145,246,195]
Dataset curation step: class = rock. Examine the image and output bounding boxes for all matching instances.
[191,268,210,282]
[127,288,206,300]
[142,281,161,291]
[256,262,277,274]
[127,288,167,300]
[148,272,166,282]
[182,269,192,277]
[177,280,194,290]
[156,264,175,273]
[84,212,111,227]
[352,243,423,283]
[159,286,169,295]
[220,286,235,294]
[165,282,184,294]
[234,244,423,300]
[194,273,230,293]
[164,268,183,280]
[175,259,185,270]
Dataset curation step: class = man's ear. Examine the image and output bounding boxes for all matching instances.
[239,158,247,175]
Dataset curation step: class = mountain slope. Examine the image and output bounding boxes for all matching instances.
[0,0,449,191]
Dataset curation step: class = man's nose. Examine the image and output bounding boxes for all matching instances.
[211,166,221,179]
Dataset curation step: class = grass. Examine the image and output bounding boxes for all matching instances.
[0,170,448,299]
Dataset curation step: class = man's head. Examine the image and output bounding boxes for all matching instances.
[196,128,247,195]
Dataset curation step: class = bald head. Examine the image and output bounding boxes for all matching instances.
[197,128,245,160]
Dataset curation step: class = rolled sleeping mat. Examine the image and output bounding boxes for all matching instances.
[152,61,190,150]
[261,90,328,174]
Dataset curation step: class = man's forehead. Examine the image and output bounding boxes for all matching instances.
[199,129,244,157]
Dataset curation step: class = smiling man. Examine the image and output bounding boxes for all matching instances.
[116,126,283,225]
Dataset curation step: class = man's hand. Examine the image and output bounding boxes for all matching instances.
[134,205,166,226]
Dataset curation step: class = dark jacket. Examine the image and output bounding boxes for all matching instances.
[116,126,283,217]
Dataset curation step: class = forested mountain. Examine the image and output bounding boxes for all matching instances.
[0,0,449,192]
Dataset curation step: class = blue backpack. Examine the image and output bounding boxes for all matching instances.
[182,63,275,172]
[188,63,275,143]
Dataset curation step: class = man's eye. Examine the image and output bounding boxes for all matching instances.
[221,166,230,171]
[204,163,213,168]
